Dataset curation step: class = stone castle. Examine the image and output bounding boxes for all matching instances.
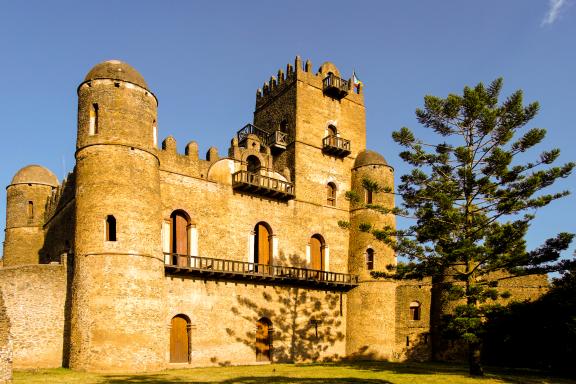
[0,57,546,373]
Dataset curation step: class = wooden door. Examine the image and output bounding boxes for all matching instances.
[310,236,323,271]
[255,224,270,267]
[170,316,189,363]
[256,319,271,362]
[172,213,188,266]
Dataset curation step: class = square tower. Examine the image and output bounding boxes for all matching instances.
[253,57,366,206]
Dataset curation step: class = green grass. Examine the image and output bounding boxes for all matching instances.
[13,361,576,384]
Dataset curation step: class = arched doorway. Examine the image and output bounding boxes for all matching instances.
[171,210,190,266]
[256,317,273,362]
[170,314,190,363]
[254,222,272,273]
[310,234,325,272]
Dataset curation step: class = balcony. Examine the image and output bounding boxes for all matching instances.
[322,135,351,157]
[232,170,295,200]
[165,254,359,290]
[237,124,288,152]
[322,74,349,99]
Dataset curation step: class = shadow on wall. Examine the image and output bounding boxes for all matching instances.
[224,254,346,364]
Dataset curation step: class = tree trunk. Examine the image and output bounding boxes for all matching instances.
[468,341,484,376]
[430,274,448,361]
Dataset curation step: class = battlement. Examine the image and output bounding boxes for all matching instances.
[256,56,364,109]
[44,172,75,223]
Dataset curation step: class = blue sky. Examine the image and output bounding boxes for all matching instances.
[0,1,574,260]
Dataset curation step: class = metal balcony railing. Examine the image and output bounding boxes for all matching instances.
[164,254,358,289]
[322,135,351,157]
[322,74,349,99]
[232,170,295,200]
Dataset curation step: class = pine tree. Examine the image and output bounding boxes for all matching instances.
[367,78,575,375]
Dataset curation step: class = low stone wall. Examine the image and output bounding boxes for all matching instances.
[0,263,67,368]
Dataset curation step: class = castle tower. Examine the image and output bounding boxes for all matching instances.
[253,58,366,206]
[3,165,58,266]
[346,150,398,359]
[70,60,165,371]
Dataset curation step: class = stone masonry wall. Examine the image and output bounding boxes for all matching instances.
[0,264,66,368]
[0,288,12,384]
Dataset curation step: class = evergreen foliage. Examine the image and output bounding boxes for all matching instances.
[368,78,575,375]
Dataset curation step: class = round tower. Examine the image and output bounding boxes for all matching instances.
[346,150,397,359]
[3,165,58,266]
[70,60,165,371]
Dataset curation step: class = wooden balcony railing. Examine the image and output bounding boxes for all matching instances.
[237,123,288,151]
[322,135,351,157]
[164,254,358,289]
[232,170,295,200]
[322,74,349,99]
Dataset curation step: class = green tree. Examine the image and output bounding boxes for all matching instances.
[368,78,574,375]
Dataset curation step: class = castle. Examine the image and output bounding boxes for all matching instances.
[0,57,546,373]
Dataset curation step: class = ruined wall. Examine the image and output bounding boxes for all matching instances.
[0,264,66,368]
[395,280,432,361]
[165,278,346,366]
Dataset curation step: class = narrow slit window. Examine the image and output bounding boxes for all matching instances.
[366,248,374,270]
[89,103,99,135]
[106,215,116,241]
[27,201,34,219]
[153,120,158,146]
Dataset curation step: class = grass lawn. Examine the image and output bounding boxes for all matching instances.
[13,361,575,384]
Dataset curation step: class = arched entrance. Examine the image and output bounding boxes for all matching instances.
[254,222,272,273]
[256,317,273,362]
[171,210,190,266]
[170,314,190,363]
[310,234,325,271]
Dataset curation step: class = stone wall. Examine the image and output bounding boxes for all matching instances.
[0,264,66,368]
[165,278,346,366]
[395,280,432,361]
[0,288,12,384]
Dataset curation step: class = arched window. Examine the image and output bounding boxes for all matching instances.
[256,317,273,362]
[106,215,116,241]
[89,103,99,135]
[327,124,337,137]
[254,222,272,272]
[310,234,325,272]
[326,183,336,206]
[170,314,190,363]
[364,188,373,204]
[366,248,374,270]
[171,210,190,266]
[247,155,261,174]
[410,301,421,321]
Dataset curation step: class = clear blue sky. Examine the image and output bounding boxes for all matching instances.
[1,1,574,261]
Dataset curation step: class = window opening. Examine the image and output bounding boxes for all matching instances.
[410,301,421,321]
[326,182,336,206]
[366,248,374,270]
[89,103,99,135]
[106,215,116,241]
[27,201,34,219]
[280,120,288,133]
[365,188,373,204]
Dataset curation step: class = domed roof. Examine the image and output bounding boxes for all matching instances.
[354,149,388,168]
[84,60,148,89]
[11,165,59,187]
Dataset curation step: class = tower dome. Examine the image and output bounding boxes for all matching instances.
[84,60,148,89]
[10,165,58,186]
[354,149,388,168]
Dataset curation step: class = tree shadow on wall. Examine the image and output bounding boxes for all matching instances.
[224,253,346,363]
